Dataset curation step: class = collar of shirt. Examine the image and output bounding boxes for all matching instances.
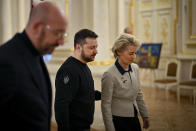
[115,59,132,75]
[22,30,40,57]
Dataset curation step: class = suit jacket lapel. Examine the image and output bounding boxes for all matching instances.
[40,57,52,105]
[23,54,49,105]
[16,32,51,114]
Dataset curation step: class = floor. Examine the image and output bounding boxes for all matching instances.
[139,87,196,131]
[51,86,196,131]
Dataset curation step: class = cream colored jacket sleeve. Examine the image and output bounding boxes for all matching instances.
[135,64,149,118]
[101,72,115,131]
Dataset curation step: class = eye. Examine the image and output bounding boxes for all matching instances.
[89,46,96,50]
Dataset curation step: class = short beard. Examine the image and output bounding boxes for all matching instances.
[81,49,94,62]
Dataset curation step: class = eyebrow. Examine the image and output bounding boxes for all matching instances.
[127,50,136,53]
[88,45,97,48]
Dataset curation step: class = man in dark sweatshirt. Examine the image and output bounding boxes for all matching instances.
[55,29,101,131]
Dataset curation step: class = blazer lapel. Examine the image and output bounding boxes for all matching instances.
[40,57,52,104]
[17,32,51,107]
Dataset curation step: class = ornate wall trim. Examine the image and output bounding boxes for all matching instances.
[189,0,196,39]
[174,0,179,54]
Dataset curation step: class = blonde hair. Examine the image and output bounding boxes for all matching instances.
[112,33,140,58]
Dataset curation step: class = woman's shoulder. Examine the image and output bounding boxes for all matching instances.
[102,64,117,77]
[131,63,139,69]
[105,64,117,73]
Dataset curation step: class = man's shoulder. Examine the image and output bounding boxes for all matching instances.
[56,57,81,82]
[60,57,77,68]
[57,57,79,74]
[0,33,23,55]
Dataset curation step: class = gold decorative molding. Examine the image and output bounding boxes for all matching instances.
[158,0,170,6]
[53,0,69,43]
[185,41,196,45]
[64,0,69,42]
[161,18,168,45]
[109,45,112,51]
[129,0,137,35]
[141,0,152,9]
[55,48,74,52]
[182,49,196,55]
[134,0,137,35]
[174,0,179,54]
[144,19,151,42]
[64,48,74,52]
[129,1,133,32]
[65,0,69,17]
[190,36,196,39]
[189,0,196,39]
[161,18,168,37]
[88,58,115,66]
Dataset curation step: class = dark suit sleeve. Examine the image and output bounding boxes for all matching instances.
[0,62,17,109]
[54,68,78,131]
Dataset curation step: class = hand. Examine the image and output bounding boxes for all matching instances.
[143,117,150,129]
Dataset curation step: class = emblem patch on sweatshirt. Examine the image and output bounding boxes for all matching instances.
[63,76,69,85]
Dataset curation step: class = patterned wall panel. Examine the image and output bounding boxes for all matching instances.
[140,0,152,9]
[157,10,171,55]
[140,12,153,43]
[188,0,196,40]
[157,0,171,7]
[135,0,174,86]
[182,0,196,54]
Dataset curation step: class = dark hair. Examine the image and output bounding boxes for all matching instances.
[74,29,98,48]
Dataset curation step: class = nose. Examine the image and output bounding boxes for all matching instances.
[94,48,98,55]
[133,53,136,59]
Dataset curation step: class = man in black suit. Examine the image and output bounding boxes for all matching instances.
[0,1,67,131]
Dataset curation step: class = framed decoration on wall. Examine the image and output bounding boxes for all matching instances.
[134,43,162,69]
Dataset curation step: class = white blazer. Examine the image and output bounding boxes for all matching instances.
[101,63,149,131]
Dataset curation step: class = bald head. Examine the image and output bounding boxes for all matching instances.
[124,27,132,34]
[25,1,68,55]
[27,1,65,26]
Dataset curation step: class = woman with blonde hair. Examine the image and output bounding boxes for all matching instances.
[101,34,150,131]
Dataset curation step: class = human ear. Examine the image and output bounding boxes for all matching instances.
[75,44,80,50]
[32,21,43,35]
[116,50,122,56]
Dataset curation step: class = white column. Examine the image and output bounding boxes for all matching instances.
[93,0,110,61]
[124,0,131,29]
[2,0,12,43]
[18,0,27,32]
[62,0,84,49]
[117,0,125,34]
[0,1,3,45]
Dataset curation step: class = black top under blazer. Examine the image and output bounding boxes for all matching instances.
[0,31,52,131]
